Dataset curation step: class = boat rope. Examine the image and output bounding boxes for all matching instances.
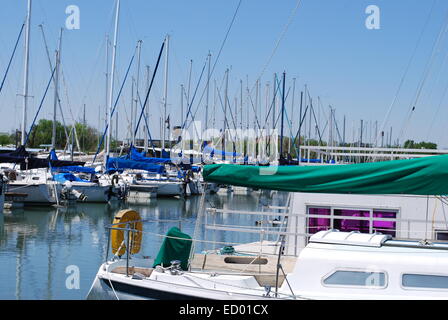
[106,274,120,300]
[0,22,25,98]
[181,0,243,138]
[24,66,57,147]
[375,0,436,146]
[251,0,301,95]
[92,48,137,164]
[132,40,165,150]
[425,76,448,140]
[398,3,448,144]
[136,229,283,258]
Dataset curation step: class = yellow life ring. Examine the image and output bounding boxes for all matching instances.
[111,209,143,256]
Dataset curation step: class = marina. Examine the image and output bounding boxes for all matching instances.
[1,0,448,304]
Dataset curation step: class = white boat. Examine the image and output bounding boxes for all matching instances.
[4,169,57,205]
[87,155,448,300]
[126,184,157,204]
[54,171,127,203]
[87,230,448,300]
[121,172,185,198]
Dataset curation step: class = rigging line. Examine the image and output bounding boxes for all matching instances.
[38,25,70,145]
[398,3,448,143]
[80,35,108,107]
[181,59,210,152]
[263,76,283,130]
[216,85,238,143]
[182,58,207,131]
[133,41,165,142]
[0,22,25,97]
[375,0,437,147]
[332,109,343,144]
[292,105,309,145]
[24,67,57,147]
[183,0,242,128]
[251,0,301,94]
[426,75,448,140]
[92,50,137,164]
[135,91,156,153]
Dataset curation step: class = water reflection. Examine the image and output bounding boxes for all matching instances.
[0,191,288,300]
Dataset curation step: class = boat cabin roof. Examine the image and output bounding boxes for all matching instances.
[310,230,448,251]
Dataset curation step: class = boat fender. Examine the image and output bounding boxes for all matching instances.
[111,209,143,256]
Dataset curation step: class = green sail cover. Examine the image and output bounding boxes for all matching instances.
[203,155,448,195]
[153,227,192,270]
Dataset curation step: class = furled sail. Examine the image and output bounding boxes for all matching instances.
[203,155,448,195]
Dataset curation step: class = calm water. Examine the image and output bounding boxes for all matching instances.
[0,191,288,300]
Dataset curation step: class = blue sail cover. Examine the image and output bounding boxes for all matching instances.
[129,147,172,164]
[53,173,90,184]
[107,157,165,174]
[49,149,58,161]
[52,166,96,174]
[203,145,241,158]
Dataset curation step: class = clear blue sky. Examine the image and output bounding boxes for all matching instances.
[1,0,448,147]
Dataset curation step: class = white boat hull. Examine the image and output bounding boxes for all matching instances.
[7,183,56,205]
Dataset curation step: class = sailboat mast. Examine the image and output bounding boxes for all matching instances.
[144,65,150,153]
[52,28,63,150]
[280,72,286,159]
[205,52,211,132]
[223,68,229,161]
[21,0,32,146]
[162,35,170,151]
[106,0,120,159]
[134,40,142,146]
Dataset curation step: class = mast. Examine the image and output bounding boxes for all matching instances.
[106,0,120,160]
[223,68,229,161]
[83,103,86,152]
[162,34,170,151]
[180,84,184,127]
[289,77,296,155]
[52,28,63,150]
[272,73,277,133]
[21,0,32,146]
[144,65,150,153]
[298,91,303,162]
[205,52,211,132]
[105,34,110,148]
[133,40,142,146]
[130,77,134,144]
[280,72,286,159]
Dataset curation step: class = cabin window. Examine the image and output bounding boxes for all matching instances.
[402,274,448,289]
[435,230,448,241]
[307,206,397,237]
[323,270,387,288]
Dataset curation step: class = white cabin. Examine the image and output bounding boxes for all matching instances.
[284,192,448,256]
[283,230,448,299]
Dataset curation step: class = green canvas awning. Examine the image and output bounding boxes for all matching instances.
[203,155,448,195]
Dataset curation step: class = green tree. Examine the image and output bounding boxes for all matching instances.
[404,140,437,150]
[27,119,66,149]
[0,134,13,146]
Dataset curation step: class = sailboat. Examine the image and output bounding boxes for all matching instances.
[87,155,448,300]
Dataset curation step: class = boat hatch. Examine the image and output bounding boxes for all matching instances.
[310,230,392,247]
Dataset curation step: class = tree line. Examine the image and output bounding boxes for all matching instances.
[0,119,117,153]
